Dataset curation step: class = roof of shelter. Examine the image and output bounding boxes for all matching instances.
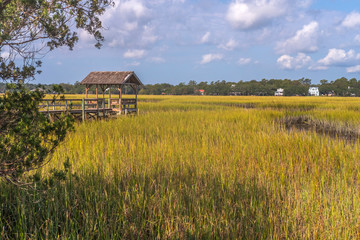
[80,71,143,86]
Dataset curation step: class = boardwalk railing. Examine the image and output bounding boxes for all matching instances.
[39,98,138,121]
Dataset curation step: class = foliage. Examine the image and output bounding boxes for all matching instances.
[0,0,113,82]
[0,0,113,181]
[140,77,360,96]
[0,84,74,183]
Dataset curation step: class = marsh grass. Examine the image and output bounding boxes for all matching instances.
[1,96,360,239]
[280,115,360,142]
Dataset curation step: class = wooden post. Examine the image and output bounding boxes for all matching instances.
[135,85,138,115]
[85,85,89,98]
[96,85,98,99]
[118,86,122,114]
[82,98,85,121]
[135,85,138,113]
[108,86,112,109]
[96,98,99,120]
[102,98,105,119]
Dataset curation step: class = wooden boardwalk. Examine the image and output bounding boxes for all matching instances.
[39,98,138,121]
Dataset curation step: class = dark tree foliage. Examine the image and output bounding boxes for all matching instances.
[0,84,74,183]
[0,0,113,182]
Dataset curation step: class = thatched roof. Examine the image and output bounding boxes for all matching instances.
[81,71,143,86]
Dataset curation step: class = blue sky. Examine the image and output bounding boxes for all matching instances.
[34,0,360,84]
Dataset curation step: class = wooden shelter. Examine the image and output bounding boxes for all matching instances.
[81,71,143,114]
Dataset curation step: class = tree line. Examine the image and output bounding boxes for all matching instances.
[140,77,360,96]
[3,77,357,96]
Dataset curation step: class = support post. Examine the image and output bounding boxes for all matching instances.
[82,98,85,121]
[119,86,122,115]
[108,86,112,109]
[96,98,99,120]
[85,85,89,98]
[102,98,105,119]
[135,85,138,113]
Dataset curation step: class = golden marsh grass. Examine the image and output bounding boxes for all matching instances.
[1,95,360,239]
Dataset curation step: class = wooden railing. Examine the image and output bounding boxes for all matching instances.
[109,98,138,113]
[39,98,138,121]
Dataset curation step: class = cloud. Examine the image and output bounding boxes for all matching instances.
[347,65,360,73]
[0,51,9,59]
[226,0,287,30]
[342,12,360,28]
[318,48,360,66]
[125,61,141,67]
[200,32,211,44]
[355,34,360,43]
[276,21,319,54]
[238,58,252,65]
[277,53,312,70]
[219,39,238,50]
[150,57,165,63]
[200,54,223,64]
[123,49,146,58]
[101,0,155,49]
[117,0,149,19]
[308,65,328,71]
[297,0,313,8]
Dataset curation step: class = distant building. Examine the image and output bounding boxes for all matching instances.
[196,89,205,95]
[275,88,284,96]
[308,87,319,96]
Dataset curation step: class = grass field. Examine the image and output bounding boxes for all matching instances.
[1,95,360,239]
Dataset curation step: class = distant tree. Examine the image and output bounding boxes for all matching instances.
[333,77,349,96]
[320,79,328,85]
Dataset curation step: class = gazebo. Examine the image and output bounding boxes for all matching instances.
[80,71,143,114]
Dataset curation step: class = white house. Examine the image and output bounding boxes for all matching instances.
[275,88,284,96]
[308,87,319,96]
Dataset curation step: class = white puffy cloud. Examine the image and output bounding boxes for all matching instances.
[238,58,252,65]
[200,54,223,64]
[200,32,211,44]
[219,39,238,50]
[276,21,319,54]
[100,0,155,49]
[277,53,312,69]
[226,0,287,30]
[341,12,360,28]
[347,65,360,73]
[123,49,146,58]
[318,48,360,66]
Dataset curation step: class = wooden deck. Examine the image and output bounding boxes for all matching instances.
[39,98,138,121]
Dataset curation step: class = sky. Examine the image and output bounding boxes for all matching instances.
[35,0,360,85]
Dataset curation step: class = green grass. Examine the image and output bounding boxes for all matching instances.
[1,96,360,239]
